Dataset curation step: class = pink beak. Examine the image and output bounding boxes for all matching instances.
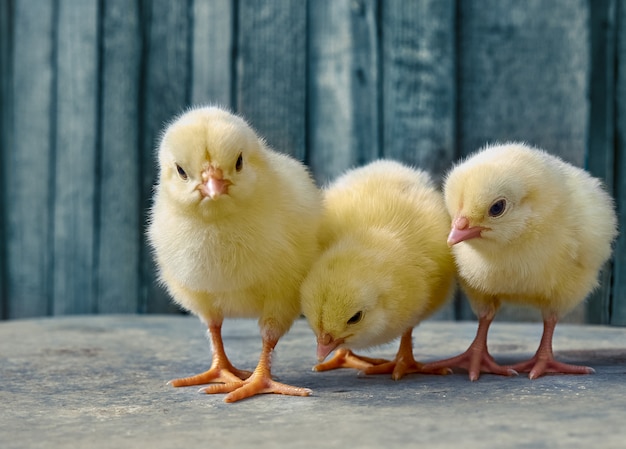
[447,216,486,246]
[198,166,231,199]
[316,333,343,362]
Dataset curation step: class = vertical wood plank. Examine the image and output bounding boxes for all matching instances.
[308,0,380,184]
[458,0,590,166]
[52,0,99,315]
[381,0,456,320]
[586,0,616,324]
[140,0,192,314]
[96,0,142,313]
[191,0,233,107]
[236,0,307,161]
[457,0,591,322]
[612,0,626,325]
[0,0,11,319]
[381,0,455,184]
[5,0,55,318]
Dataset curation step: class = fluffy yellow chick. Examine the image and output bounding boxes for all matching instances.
[148,106,322,402]
[423,142,618,380]
[300,160,456,380]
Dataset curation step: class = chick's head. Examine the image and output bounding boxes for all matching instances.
[300,245,390,362]
[157,106,265,216]
[444,143,551,248]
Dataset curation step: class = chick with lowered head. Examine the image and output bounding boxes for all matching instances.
[148,106,322,402]
[423,142,618,380]
[301,160,456,380]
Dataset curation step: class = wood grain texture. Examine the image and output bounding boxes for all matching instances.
[0,2,624,324]
[5,0,55,318]
[52,0,99,315]
[96,0,142,313]
[0,0,11,319]
[191,0,233,107]
[236,0,307,161]
[308,0,380,185]
[612,0,626,325]
[139,0,192,314]
[458,0,590,165]
[381,0,455,185]
[586,0,616,324]
[380,0,455,320]
[456,0,591,322]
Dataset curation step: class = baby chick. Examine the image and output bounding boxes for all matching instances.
[423,142,618,380]
[148,106,322,402]
[300,160,456,380]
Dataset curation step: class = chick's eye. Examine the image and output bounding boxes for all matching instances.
[235,153,243,172]
[175,164,188,180]
[488,199,507,217]
[347,311,363,325]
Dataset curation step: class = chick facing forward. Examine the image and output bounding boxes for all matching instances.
[423,142,618,380]
[148,106,322,402]
[300,160,456,380]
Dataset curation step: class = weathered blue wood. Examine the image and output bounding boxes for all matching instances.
[139,0,192,314]
[456,0,591,322]
[191,0,233,107]
[381,0,455,185]
[5,0,55,319]
[308,0,380,185]
[0,0,11,320]
[586,0,617,325]
[236,0,307,161]
[612,0,626,326]
[96,0,142,314]
[381,0,456,320]
[0,1,625,325]
[458,0,590,166]
[52,0,99,315]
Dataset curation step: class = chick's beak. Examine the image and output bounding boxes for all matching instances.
[198,166,232,199]
[316,333,344,362]
[447,216,485,246]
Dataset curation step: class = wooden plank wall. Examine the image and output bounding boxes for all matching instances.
[0,0,624,325]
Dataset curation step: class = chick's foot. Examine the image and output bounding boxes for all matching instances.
[364,358,451,380]
[421,314,516,381]
[201,335,311,403]
[508,356,594,380]
[363,330,451,380]
[169,322,252,387]
[169,365,251,387]
[201,372,311,403]
[508,316,594,379]
[313,348,389,372]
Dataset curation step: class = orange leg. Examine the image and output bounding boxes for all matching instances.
[508,315,594,379]
[422,312,517,381]
[201,332,311,403]
[169,321,252,387]
[364,329,452,380]
[313,348,390,373]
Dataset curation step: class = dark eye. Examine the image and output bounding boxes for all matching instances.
[347,311,363,325]
[175,164,188,180]
[235,153,243,172]
[488,198,507,217]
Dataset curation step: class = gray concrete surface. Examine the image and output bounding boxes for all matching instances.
[1,315,625,449]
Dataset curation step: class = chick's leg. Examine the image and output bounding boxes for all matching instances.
[508,315,595,379]
[363,329,451,380]
[202,327,312,403]
[313,348,390,372]
[422,311,517,381]
[169,321,252,387]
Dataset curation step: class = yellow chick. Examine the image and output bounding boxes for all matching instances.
[300,160,456,380]
[148,106,322,402]
[423,142,618,380]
